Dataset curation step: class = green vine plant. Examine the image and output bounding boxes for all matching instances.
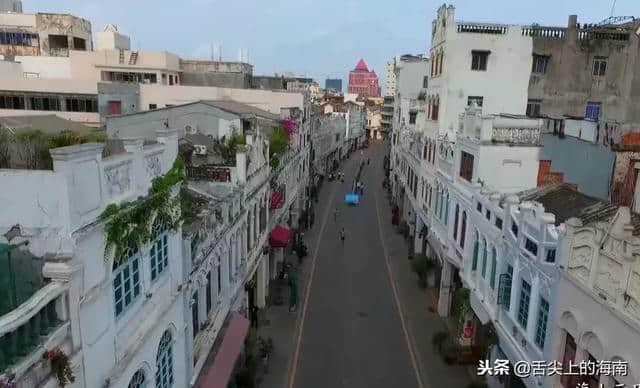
[100,156,185,263]
[269,127,289,169]
[212,133,246,165]
[451,287,472,335]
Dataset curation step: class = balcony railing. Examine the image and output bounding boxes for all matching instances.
[0,283,68,374]
[186,165,232,182]
[49,47,69,57]
[457,23,508,35]
[521,26,566,39]
[491,127,541,145]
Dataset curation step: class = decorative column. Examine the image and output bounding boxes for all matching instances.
[438,261,452,317]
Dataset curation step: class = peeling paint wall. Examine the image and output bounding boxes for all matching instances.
[611,149,640,206]
[529,17,640,126]
[35,13,93,56]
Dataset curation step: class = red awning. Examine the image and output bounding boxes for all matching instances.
[270,191,283,210]
[196,312,250,388]
[270,225,291,248]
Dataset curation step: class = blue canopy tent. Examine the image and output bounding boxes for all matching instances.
[344,193,359,205]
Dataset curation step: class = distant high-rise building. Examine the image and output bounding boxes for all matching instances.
[347,58,381,98]
[385,60,396,97]
[325,78,342,92]
[0,0,22,12]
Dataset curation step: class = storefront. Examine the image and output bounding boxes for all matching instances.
[195,312,250,388]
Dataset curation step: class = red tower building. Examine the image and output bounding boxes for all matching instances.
[348,58,381,98]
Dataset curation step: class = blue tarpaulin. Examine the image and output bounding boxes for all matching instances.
[344,193,359,204]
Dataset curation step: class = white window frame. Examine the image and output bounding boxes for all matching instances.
[150,230,169,282]
[113,246,142,319]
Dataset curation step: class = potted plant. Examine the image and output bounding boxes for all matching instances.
[257,337,274,369]
[43,348,75,387]
[0,374,16,388]
[431,331,449,352]
[412,255,436,288]
[451,288,472,334]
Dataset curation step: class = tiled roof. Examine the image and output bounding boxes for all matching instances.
[355,58,369,71]
[517,183,640,235]
[202,101,280,121]
[0,114,91,135]
[621,132,640,146]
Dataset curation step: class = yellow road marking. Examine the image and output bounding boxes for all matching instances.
[374,192,427,388]
[287,180,338,388]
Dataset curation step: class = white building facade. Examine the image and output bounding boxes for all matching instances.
[552,207,640,388]
[0,130,190,388]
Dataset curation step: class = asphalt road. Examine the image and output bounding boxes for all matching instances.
[293,142,421,388]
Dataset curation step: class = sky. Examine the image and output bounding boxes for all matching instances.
[30,0,639,90]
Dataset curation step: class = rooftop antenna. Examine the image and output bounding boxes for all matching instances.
[610,0,617,17]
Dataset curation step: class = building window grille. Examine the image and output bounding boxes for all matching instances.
[471,50,489,71]
[155,330,174,388]
[517,280,531,328]
[150,226,169,282]
[113,245,142,318]
[532,54,550,74]
[535,297,550,349]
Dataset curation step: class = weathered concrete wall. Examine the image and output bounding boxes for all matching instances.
[180,60,252,74]
[252,75,286,90]
[528,17,640,125]
[106,102,240,140]
[181,72,250,88]
[36,13,93,55]
[540,133,614,199]
[98,82,140,122]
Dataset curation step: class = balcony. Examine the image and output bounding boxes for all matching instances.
[270,185,285,210]
[186,165,233,182]
[0,282,70,384]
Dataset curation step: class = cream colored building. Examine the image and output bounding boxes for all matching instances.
[553,207,640,387]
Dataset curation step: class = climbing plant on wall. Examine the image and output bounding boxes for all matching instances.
[100,156,185,263]
[269,127,289,169]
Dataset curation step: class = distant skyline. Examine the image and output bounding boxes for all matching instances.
[29,0,639,91]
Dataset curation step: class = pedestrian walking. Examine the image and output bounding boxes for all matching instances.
[340,227,345,244]
[333,207,339,223]
[251,305,259,328]
[367,158,370,165]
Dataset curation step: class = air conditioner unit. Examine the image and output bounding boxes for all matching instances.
[194,145,207,155]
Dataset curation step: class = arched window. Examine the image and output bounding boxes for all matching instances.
[453,204,460,240]
[481,239,489,278]
[472,232,479,271]
[460,211,467,248]
[156,330,174,388]
[490,247,498,289]
[128,369,146,388]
